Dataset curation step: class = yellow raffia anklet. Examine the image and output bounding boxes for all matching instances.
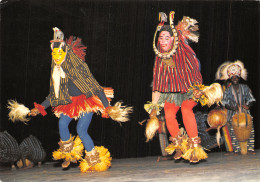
[79,146,112,173]
[52,136,84,163]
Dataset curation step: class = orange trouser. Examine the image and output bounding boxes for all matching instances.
[164,99,198,138]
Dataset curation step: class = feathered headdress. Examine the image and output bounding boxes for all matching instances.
[215,61,231,80]
[66,36,87,62]
[216,60,247,81]
[227,60,247,80]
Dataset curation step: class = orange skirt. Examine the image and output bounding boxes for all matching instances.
[53,95,105,119]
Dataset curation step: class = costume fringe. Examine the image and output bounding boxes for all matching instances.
[165,137,189,155]
[145,116,159,142]
[52,136,84,162]
[79,146,112,173]
[103,87,114,99]
[202,83,223,107]
[165,144,178,155]
[144,102,162,115]
[66,36,87,61]
[182,146,208,162]
[7,100,31,123]
[189,83,223,107]
[107,101,133,122]
[53,95,104,119]
[181,138,189,154]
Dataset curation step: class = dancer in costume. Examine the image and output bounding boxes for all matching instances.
[144,12,222,163]
[220,60,255,154]
[8,27,132,173]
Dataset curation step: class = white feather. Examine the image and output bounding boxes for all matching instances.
[7,100,30,122]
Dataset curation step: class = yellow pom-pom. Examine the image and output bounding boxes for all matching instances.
[79,160,93,173]
[52,136,84,162]
[182,147,208,162]
[165,144,177,155]
[52,150,63,160]
[79,146,112,173]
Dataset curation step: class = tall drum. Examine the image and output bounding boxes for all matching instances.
[232,112,252,155]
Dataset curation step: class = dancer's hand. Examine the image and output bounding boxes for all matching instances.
[29,108,40,116]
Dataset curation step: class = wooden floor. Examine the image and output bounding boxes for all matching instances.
[1,150,260,182]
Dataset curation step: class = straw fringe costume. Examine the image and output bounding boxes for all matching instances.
[30,28,132,172]
[145,12,209,163]
[7,28,132,172]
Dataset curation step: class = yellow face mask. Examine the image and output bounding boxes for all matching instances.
[52,48,66,65]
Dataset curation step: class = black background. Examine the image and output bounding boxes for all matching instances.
[1,0,259,161]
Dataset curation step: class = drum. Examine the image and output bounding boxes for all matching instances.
[232,112,252,155]
[207,108,227,129]
[207,108,227,147]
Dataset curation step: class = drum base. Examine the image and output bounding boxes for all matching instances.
[240,141,248,155]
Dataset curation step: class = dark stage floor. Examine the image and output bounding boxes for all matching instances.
[1,150,260,182]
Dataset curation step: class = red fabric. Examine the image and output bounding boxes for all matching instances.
[53,95,104,118]
[101,106,111,118]
[164,102,180,138]
[181,100,198,138]
[66,36,87,61]
[164,99,198,138]
[153,35,202,93]
[34,103,47,116]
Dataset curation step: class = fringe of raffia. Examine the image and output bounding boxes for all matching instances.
[182,146,208,162]
[103,87,114,99]
[107,101,133,122]
[176,16,199,43]
[165,144,178,155]
[202,83,223,107]
[165,128,189,155]
[53,95,105,119]
[7,100,31,123]
[145,116,159,142]
[66,36,87,61]
[79,146,112,173]
[165,138,189,155]
[216,126,221,147]
[52,136,84,161]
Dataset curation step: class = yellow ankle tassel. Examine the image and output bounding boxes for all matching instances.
[79,146,112,173]
[53,136,84,162]
[182,146,208,162]
[180,138,189,154]
[165,143,178,155]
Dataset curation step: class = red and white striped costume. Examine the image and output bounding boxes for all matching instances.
[153,31,202,94]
